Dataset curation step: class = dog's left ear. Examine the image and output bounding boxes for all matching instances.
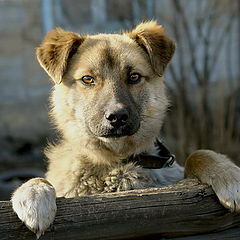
[127,21,175,76]
[36,28,85,84]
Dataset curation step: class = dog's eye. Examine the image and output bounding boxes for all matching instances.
[128,73,142,84]
[81,75,95,85]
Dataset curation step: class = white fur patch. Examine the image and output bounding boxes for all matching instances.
[11,178,57,239]
[210,167,240,212]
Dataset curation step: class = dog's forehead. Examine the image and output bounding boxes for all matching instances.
[89,33,138,54]
[72,33,151,73]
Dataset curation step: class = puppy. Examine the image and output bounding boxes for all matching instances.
[11,21,240,238]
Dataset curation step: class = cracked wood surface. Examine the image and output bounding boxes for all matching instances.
[0,179,240,240]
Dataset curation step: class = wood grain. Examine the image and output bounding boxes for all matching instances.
[0,179,240,240]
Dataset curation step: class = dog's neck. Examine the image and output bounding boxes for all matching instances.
[125,140,175,169]
[63,135,154,166]
[69,136,174,169]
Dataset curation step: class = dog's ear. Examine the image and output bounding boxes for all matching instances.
[36,28,85,84]
[127,21,175,76]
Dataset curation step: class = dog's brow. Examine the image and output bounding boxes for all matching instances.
[100,46,117,69]
[124,65,133,74]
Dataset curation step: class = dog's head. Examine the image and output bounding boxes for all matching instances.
[36,21,175,156]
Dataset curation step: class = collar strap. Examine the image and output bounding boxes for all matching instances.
[124,140,175,169]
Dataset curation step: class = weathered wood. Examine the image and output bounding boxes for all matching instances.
[0,179,240,240]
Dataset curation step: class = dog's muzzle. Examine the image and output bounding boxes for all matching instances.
[105,108,129,129]
[101,108,139,137]
[98,123,139,138]
[88,106,140,138]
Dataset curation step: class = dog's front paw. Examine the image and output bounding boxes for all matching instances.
[11,178,57,239]
[211,167,240,213]
[104,163,152,192]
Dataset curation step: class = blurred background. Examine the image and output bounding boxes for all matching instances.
[0,0,239,199]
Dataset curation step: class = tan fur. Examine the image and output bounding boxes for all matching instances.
[185,150,240,212]
[126,21,175,75]
[11,21,240,238]
[36,28,85,84]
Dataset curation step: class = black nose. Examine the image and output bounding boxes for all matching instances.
[105,108,129,127]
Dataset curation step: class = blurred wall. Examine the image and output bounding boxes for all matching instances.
[0,0,50,140]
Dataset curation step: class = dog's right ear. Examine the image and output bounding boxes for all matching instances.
[36,28,85,84]
[127,21,175,76]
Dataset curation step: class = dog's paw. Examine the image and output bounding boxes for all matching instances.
[104,163,152,192]
[211,167,240,213]
[11,178,57,239]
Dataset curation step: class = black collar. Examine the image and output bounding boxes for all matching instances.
[124,139,175,169]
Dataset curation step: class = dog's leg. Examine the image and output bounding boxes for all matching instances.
[185,150,240,212]
[11,178,56,239]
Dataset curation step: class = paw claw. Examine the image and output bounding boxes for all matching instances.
[36,232,42,239]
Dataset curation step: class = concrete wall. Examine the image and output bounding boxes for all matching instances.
[0,0,51,140]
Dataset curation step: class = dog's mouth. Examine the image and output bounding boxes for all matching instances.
[89,124,140,139]
[98,132,133,138]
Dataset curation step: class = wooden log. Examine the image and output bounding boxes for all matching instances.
[0,179,240,240]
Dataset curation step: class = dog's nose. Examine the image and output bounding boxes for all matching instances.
[105,108,129,127]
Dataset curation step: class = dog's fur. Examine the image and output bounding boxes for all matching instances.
[11,21,240,238]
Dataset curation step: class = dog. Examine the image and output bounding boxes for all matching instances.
[11,21,240,238]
